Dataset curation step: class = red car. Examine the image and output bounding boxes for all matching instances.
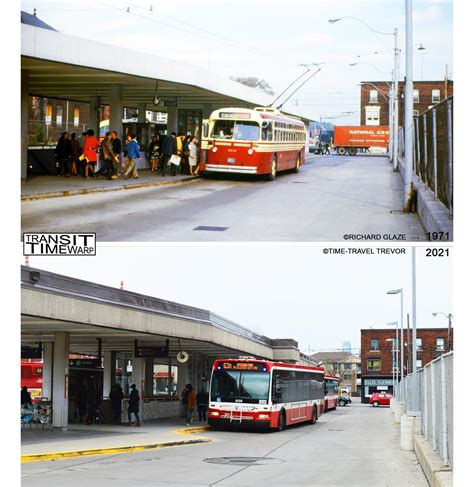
[369,392,393,407]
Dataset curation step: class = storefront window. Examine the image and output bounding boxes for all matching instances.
[113,352,133,396]
[152,362,178,396]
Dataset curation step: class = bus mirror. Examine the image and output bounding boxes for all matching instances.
[202,120,209,138]
[261,121,269,129]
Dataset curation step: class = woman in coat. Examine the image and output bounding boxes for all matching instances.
[81,129,100,178]
[188,136,199,175]
[127,384,140,426]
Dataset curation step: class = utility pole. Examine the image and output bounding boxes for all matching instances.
[403,0,414,210]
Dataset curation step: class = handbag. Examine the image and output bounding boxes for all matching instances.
[170,154,181,166]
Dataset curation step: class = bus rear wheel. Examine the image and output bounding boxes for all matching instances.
[348,147,357,156]
[310,406,318,424]
[266,156,277,181]
[337,147,347,156]
[292,153,301,173]
[277,410,286,431]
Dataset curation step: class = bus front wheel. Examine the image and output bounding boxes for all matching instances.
[310,406,318,424]
[278,410,286,431]
[266,156,278,181]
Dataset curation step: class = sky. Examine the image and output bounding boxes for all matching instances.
[25,244,453,355]
[20,0,453,124]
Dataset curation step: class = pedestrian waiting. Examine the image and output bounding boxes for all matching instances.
[70,133,81,176]
[148,135,161,173]
[81,129,100,179]
[100,131,117,180]
[111,130,123,177]
[188,136,199,175]
[109,383,124,424]
[127,384,141,426]
[54,132,72,176]
[196,387,209,421]
[182,383,196,426]
[21,386,33,407]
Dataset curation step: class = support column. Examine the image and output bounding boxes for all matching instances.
[109,85,124,140]
[137,103,147,123]
[89,96,101,138]
[21,70,29,180]
[167,107,178,134]
[132,357,146,402]
[102,351,112,398]
[42,342,53,401]
[144,358,154,397]
[52,332,70,430]
[177,362,189,397]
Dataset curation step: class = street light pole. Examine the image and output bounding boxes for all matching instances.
[386,338,395,396]
[387,321,399,398]
[403,0,414,210]
[387,288,404,402]
[411,247,418,412]
[393,28,400,170]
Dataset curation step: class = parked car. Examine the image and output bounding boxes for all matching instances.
[338,395,352,406]
[369,392,393,407]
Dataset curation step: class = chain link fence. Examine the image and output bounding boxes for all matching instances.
[397,97,453,217]
[404,352,453,470]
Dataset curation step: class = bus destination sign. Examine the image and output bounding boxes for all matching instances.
[219,112,251,120]
[220,361,267,371]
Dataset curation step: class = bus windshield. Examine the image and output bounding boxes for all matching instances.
[211,120,260,141]
[211,370,270,404]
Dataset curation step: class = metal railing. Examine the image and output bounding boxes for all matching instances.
[403,352,453,469]
[398,97,453,216]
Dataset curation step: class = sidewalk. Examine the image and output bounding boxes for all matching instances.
[21,171,198,201]
[21,419,211,462]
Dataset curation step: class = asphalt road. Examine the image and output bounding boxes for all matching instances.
[21,399,428,487]
[21,155,426,242]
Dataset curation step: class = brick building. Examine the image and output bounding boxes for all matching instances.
[311,351,362,395]
[360,79,453,127]
[360,327,452,403]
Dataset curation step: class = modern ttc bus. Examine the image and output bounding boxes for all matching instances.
[208,358,324,431]
[323,374,340,411]
[200,107,307,180]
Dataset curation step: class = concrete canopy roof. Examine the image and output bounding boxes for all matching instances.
[21,24,314,120]
[21,266,303,363]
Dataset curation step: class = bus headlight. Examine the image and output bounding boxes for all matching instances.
[210,411,220,417]
[247,148,254,155]
[257,414,270,420]
[211,146,218,153]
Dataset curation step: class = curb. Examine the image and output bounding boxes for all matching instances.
[414,434,452,487]
[21,437,212,463]
[21,176,198,201]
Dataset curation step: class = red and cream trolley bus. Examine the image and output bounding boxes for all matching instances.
[323,374,340,411]
[208,358,324,431]
[200,107,307,180]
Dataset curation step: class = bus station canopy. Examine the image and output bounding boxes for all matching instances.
[21,23,314,120]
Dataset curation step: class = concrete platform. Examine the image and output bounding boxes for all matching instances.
[21,171,197,200]
[21,419,210,461]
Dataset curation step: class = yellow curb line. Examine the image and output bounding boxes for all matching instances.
[21,437,212,463]
[172,426,211,435]
[21,176,199,201]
